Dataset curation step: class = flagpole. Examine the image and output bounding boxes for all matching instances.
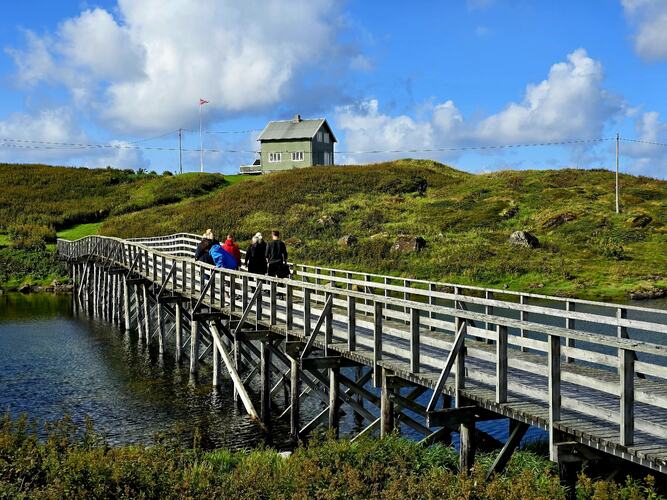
[199,103,204,173]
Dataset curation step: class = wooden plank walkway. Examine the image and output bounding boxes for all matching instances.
[57,233,667,475]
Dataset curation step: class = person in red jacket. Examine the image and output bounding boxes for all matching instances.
[222,233,241,268]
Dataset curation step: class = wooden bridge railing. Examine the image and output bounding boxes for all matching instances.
[58,234,667,462]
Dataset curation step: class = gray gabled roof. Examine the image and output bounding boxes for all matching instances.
[257,118,337,142]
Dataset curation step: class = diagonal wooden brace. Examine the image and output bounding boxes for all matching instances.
[209,321,260,422]
[426,318,467,412]
[300,294,333,361]
[234,282,263,336]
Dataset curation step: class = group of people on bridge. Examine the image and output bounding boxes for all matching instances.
[194,229,289,278]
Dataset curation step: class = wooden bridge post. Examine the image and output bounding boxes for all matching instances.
[92,264,98,317]
[519,295,528,352]
[410,307,420,373]
[329,364,340,438]
[260,339,272,426]
[212,338,221,388]
[174,302,183,363]
[290,355,300,441]
[548,333,561,461]
[157,303,165,355]
[123,276,131,331]
[380,368,394,437]
[142,283,151,342]
[496,324,508,403]
[620,347,634,446]
[374,301,383,387]
[565,301,575,363]
[455,317,475,473]
[190,318,200,374]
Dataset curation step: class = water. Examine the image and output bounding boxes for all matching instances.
[0,292,291,449]
[1,292,665,450]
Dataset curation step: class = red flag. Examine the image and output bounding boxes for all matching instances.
[199,98,209,105]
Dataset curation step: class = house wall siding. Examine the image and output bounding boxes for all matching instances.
[260,139,313,171]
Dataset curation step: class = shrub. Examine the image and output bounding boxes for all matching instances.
[598,237,626,260]
[0,417,660,499]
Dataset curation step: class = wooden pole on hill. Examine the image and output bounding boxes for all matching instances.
[616,133,620,214]
[178,128,183,175]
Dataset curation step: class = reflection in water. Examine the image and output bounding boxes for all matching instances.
[0,292,291,450]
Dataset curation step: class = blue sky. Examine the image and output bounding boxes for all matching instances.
[0,0,666,177]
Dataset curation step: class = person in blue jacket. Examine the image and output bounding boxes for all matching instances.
[210,239,238,270]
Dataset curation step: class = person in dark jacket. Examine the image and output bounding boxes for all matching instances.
[210,240,238,270]
[196,238,215,266]
[245,232,268,274]
[266,230,288,277]
[222,233,242,267]
[195,230,214,264]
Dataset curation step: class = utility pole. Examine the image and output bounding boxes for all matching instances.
[178,128,183,175]
[615,133,620,214]
[199,98,209,173]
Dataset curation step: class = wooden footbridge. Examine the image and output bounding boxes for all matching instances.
[57,233,667,479]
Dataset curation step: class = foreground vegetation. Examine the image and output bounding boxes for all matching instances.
[102,160,667,301]
[0,416,661,499]
[0,163,227,289]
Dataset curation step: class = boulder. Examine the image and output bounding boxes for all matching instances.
[627,214,652,228]
[509,231,539,248]
[542,212,576,229]
[338,235,357,247]
[18,284,31,294]
[391,235,426,253]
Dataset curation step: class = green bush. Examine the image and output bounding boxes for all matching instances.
[0,416,661,499]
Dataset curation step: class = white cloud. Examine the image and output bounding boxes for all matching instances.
[476,49,618,143]
[8,0,350,133]
[621,111,667,176]
[336,49,622,165]
[335,99,436,163]
[0,108,147,169]
[621,0,667,60]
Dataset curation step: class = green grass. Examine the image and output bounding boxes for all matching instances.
[0,164,237,289]
[100,160,667,301]
[0,416,660,499]
[57,222,102,240]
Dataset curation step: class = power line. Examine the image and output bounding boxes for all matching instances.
[0,135,618,156]
[127,129,179,144]
[621,137,667,148]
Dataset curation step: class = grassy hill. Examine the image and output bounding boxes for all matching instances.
[100,160,667,301]
[0,163,228,288]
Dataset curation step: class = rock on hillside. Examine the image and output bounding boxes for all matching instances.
[509,231,539,248]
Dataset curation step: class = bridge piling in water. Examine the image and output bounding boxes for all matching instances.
[59,233,667,481]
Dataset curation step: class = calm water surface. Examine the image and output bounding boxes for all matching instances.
[1,292,665,450]
[0,292,292,449]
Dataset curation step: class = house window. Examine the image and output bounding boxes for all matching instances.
[290,151,304,161]
[268,152,282,163]
[323,132,330,144]
[323,152,332,165]
[316,131,323,142]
